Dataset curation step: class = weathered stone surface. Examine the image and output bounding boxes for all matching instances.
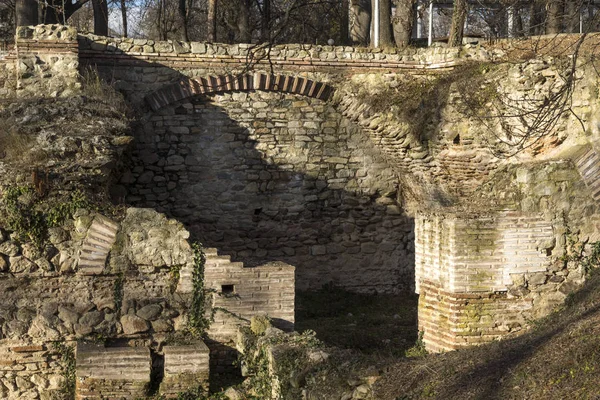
[79,311,104,328]
[0,241,20,257]
[120,314,150,335]
[58,306,79,326]
[9,257,37,273]
[136,304,162,321]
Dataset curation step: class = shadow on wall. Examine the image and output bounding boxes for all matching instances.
[87,46,415,294]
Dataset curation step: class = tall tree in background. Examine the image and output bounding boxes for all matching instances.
[546,0,562,34]
[238,0,251,42]
[15,0,36,26]
[178,0,191,40]
[392,0,416,48]
[261,0,271,41]
[350,0,370,45]
[565,0,579,33]
[529,1,544,35]
[340,0,349,44]
[120,0,128,36]
[207,0,217,41]
[92,0,108,35]
[448,0,467,46]
[371,0,392,46]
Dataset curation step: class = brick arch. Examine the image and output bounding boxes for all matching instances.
[145,73,335,111]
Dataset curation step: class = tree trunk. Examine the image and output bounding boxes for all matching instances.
[529,2,543,35]
[392,0,415,48]
[340,0,349,45]
[207,0,217,42]
[514,7,524,36]
[371,0,392,47]
[239,0,251,43]
[350,0,370,46]
[120,0,128,37]
[565,0,579,33]
[262,0,271,41]
[92,0,108,36]
[448,0,467,47]
[546,0,562,34]
[178,0,188,41]
[16,0,38,27]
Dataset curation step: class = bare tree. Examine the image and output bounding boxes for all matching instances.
[92,0,108,35]
[449,0,468,46]
[350,0,370,45]
[15,0,36,26]
[207,0,217,41]
[565,0,580,33]
[546,0,562,34]
[392,0,416,48]
[341,0,349,44]
[120,0,128,37]
[238,0,251,42]
[262,0,270,40]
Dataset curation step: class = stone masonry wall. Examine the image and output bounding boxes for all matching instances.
[0,53,15,96]
[15,25,80,97]
[77,34,461,107]
[120,91,414,293]
[0,206,295,398]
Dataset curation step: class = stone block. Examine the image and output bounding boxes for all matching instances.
[160,342,210,396]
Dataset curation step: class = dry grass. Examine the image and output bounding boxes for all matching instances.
[0,121,46,165]
[374,269,600,400]
[80,67,129,113]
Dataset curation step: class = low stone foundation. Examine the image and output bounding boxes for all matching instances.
[418,280,530,352]
[160,343,210,396]
[76,344,151,399]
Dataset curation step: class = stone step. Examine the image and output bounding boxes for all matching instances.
[204,248,218,256]
[575,148,600,202]
[177,248,242,293]
[78,215,119,275]
[205,256,233,264]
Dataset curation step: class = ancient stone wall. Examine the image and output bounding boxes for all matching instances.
[0,206,295,398]
[120,91,414,293]
[0,52,15,97]
[14,25,80,97]
[76,33,461,108]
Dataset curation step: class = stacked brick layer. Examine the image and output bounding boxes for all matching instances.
[160,343,210,396]
[415,212,555,352]
[75,345,151,399]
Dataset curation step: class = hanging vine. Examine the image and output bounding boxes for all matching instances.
[187,242,213,338]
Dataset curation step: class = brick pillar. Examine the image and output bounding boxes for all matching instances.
[415,211,554,352]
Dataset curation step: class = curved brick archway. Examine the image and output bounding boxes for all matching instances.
[145,73,335,111]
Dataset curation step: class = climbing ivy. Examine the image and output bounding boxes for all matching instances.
[0,186,95,248]
[45,189,93,227]
[238,326,323,399]
[113,272,125,316]
[187,242,212,338]
[1,186,47,246]
[52,341,76,400]
[560,217,600,276]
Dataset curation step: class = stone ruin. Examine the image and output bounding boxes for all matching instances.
[0,208,295,399]
[2,25,600,398]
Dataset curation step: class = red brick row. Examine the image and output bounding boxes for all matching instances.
[145,73,334,111]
